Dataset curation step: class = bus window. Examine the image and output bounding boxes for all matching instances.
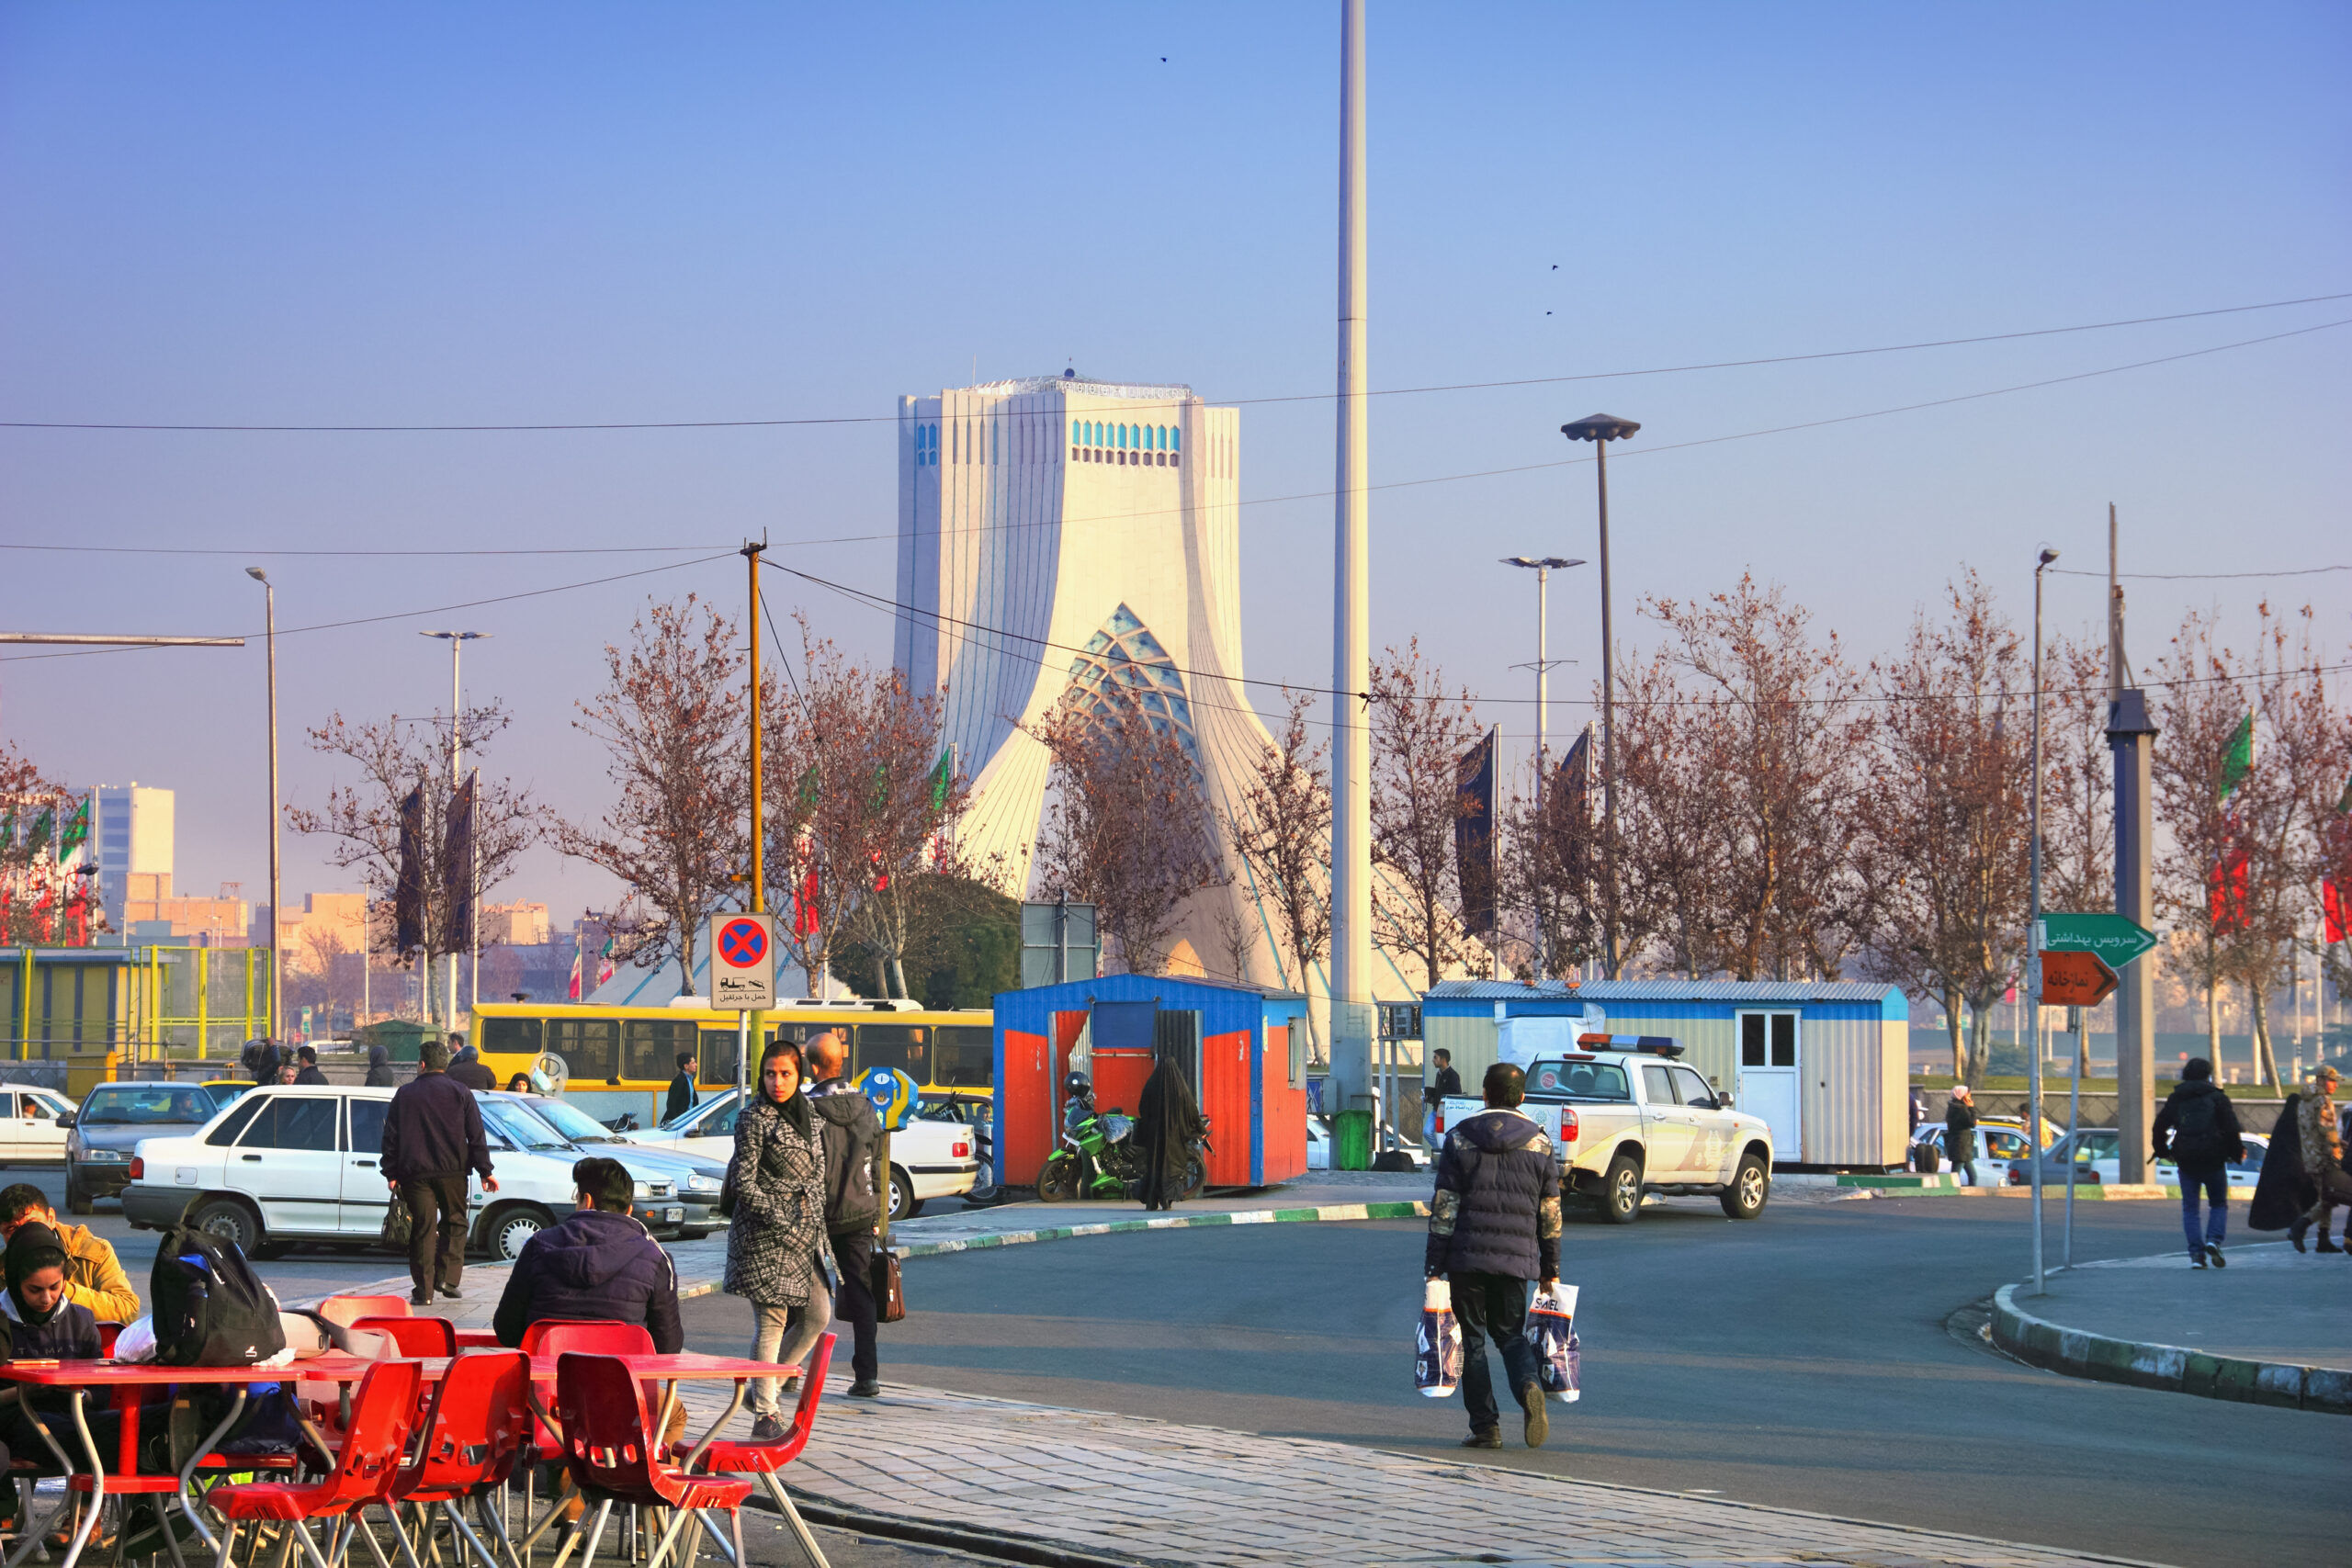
[936,1026,993,1088]
[698,1028,741,1089]
[624,1019,697,1083]
[855,1024,931,1082]
[482,1016,543,1060]
[548,1016,618,1084]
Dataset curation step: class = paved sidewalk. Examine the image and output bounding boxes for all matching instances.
[667,1372,2167,1568]
[1992,1243,2352,1414]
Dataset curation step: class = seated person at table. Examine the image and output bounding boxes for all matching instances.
[493,1156,683,1353]
[0,1222,128,1541]
[0,1185,138,1326]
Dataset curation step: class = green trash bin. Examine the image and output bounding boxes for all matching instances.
[1333,1108,1374,1171]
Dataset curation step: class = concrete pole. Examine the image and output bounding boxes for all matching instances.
[263,581,280,1047]
[2028,549,2054,1293]
[1328,0,1374,1111]
[745,541,765,1102]
[447,635,461,1032]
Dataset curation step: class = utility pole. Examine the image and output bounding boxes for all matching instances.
[1329,0,1375,1118]
[1560,415,1639,977]
[2028,547,2057,1294]
[2107,508,2160,1184]
[244,572,282,1048]
[743,539,766,1106]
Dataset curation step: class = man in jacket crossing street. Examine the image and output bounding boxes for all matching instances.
[1426,1062,1562,1450]
[381,1040,497,1305]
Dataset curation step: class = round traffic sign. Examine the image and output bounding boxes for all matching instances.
[717,919,769,969]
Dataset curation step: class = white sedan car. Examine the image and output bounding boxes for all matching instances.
[0,1084,76,1164]
[634,1088,978,1221]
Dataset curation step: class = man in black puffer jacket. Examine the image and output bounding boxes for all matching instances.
[1426,1062,1561,1450]
[806,1030,886,1396]
[492,1156,682,1352]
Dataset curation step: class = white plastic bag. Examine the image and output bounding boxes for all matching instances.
[1415,1278,1463,1398]
[1527,1282,1580,1403]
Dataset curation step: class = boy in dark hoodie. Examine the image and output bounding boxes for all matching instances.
[492,1156,682,1352]
[805,1030,886,1396]
[2153,1056,2245,1268]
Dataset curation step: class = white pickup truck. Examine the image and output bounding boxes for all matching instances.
[1437,1034,1775,1224]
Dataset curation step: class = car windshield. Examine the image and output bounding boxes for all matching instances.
[526,1097,620,1144]
[81,1085,215,1124]
[479,1099,573,1153]
[209,1083,252,1108]
[1521,1059,1632,1102]
[660,1089,737,1133]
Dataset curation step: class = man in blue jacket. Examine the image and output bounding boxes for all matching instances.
[492,1156,683,1353]
[1426,1061,1562,1450]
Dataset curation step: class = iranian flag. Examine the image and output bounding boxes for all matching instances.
[567,944,584,1000]
[594,936,616,988]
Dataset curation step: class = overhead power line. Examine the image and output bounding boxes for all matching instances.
[2052,564,2350,581]
[2,290,2344,432]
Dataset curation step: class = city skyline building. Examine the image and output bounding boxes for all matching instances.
[86,782,172,939]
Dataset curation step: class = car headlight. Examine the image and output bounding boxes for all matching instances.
[684,1174,720,1194]
[77,1149,129,1164]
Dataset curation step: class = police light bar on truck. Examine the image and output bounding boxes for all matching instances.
[1577,1032,1685,1058]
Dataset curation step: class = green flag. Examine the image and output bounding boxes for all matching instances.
[2336,772,2352,815]
[59,797,89,858]
[2216,713,2255,801]
[927,746,954,812]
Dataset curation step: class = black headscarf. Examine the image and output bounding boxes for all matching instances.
[1135,1056,1206,1211]
[6,1222,71,1329]
[758,1041,812,1137]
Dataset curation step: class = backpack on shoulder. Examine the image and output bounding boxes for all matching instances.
[149,1213,287,1368]
[2170,1091,2225,1165]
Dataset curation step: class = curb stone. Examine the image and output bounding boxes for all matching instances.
[1991,1283,2352,1416]
[891,1199,1430,1259]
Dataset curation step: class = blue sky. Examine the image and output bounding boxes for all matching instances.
[2,2,2346,923]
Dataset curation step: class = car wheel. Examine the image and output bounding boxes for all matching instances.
[888,1167,921,1223]
[66,1179,92,1217]
[1719,1150,1770,1219]
[188,1198,262,1253]
[483,1205,550,1262]
[1600,1154,1643,1224]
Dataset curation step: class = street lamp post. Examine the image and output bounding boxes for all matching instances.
[244,570,281,1051]
[1502,555,1585,976]
[420,630,489,1032]
[1559,414,1640,979]
[2028,546,2058,1296]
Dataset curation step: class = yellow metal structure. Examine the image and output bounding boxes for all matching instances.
[0,944,275,1065]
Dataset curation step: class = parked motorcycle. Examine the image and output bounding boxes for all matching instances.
[1180,1115,1212,1201]
[1036,1073,1141,1202]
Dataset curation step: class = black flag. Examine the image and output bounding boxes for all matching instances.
[1455,727,1498,939]
[394,785,425,955]
[444,770,478,952]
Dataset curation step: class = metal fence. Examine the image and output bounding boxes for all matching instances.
[3,944,275,1062]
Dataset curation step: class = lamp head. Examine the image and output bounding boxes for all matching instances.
[1560,413,1641,444]
[245,568,267,583]
[2038,547,2060,569]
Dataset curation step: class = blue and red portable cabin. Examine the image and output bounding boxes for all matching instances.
[991,975,1309,1191]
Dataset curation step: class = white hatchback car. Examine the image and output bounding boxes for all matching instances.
[633,1088,978,1221]
[0,1084,75,1165]
[117,1084,670,1261]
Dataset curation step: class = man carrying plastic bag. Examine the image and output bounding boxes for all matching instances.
[1424,1061,1562,1450]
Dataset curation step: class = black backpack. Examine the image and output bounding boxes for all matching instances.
[2169,1089,2226,1165]
[149,1216,287,1368]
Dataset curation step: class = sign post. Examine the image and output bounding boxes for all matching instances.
[710,914,777,1108]
[2042,911,2155,1264]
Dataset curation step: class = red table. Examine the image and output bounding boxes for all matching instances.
[0,1354,387,1568]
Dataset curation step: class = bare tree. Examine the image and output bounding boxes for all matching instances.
[1856,575,2030,1083]
[552,596,748,995]
[1646,575,1873,980]
[290,705,538,1024]
[2041,631,2116,917]
[1222,690,1332,1057]
[1369,640,1485,989]
[1611,654,1729,977]
[1029,688,1225,976]
[765,618,969,998]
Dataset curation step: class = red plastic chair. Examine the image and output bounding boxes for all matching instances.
[351,1315,458,1356]
[316,1294,411,1327]
[390,1350,533,1568]
[518,1322,662,1453]
[680,1332,837,1563]
[209,1359,422,1568]
[552,1354,751,1568]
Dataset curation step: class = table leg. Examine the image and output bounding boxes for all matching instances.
[2,1404,79,1568]
[679,1383,744,1474]
[175,1386,247,1552]
[757,1477,829,1568]
[56,1392,106,1568]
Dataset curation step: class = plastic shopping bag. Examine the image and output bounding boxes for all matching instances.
[1415,1278,1463,1397]
[1527,1282,1580,1403]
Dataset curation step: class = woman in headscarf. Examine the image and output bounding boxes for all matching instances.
[1134,1055,1208,1212]
[0,1224,113,1544]
[724,1038,831,1441]
[364,1044,396,1088]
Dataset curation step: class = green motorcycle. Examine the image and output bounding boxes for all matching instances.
[1035,1075,1142,1202]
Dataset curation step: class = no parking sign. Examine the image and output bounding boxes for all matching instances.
[707,913,777,1010]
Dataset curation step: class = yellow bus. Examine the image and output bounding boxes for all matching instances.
[469,999,995,1127]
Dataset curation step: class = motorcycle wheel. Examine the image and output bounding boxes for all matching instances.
[1181,1153,1207,1201]
[1036,1158,1081,1203]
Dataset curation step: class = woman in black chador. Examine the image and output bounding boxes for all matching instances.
[1134,1055,1207,1212]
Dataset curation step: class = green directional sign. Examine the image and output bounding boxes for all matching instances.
[2041,912,2157,967]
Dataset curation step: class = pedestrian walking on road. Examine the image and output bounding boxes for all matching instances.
[381,1039,497,1305]
[1422,1049,1462,1147]
[1945,1084,1980,1185]
[294,1045,328,1086]
[446,1038,496,1093]
[363,1043,395,1088]
[1426,1061,1562,1451]
[1135,1054,1207,1212]
[2153,1057,2244,1268]
[665,1051,699,1122]
[805,1029,886,1397]
[2288,1066,2352,1255]
[725,1037,832,1442]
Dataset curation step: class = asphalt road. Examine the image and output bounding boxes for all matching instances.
[684,1194,2350,1568]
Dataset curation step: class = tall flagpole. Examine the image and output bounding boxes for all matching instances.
[1329,0,1374,1122]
